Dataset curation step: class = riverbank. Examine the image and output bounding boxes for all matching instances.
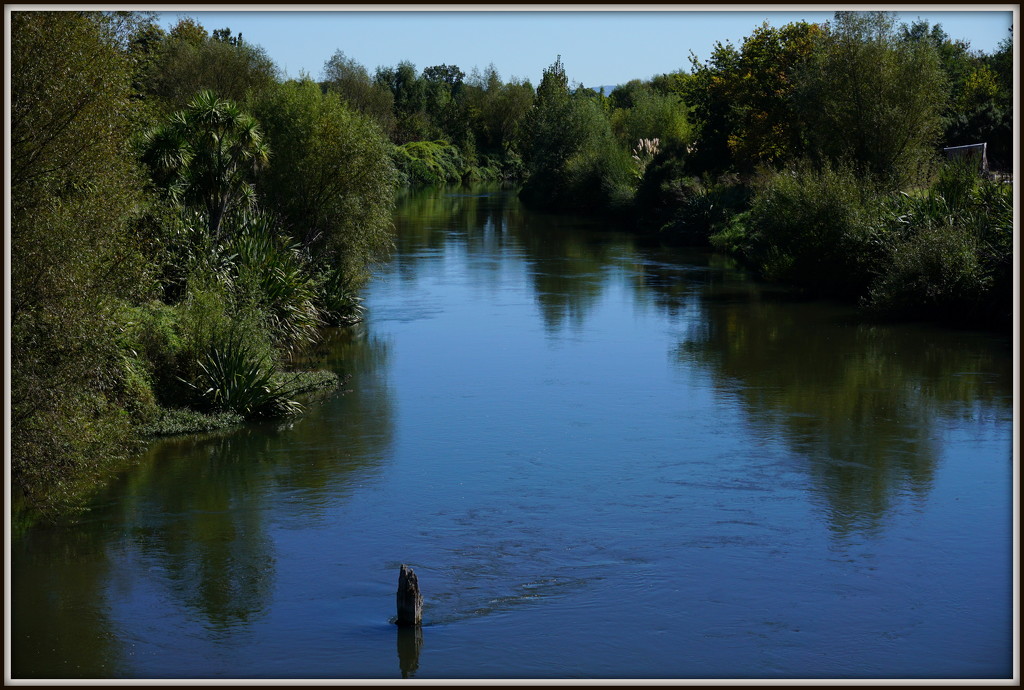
[524,159,1013,334]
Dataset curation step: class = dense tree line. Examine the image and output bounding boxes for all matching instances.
[11,11,396,519]
[10,10,1013,519]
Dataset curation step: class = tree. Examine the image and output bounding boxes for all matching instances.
[375,61,432,143]
[903,21,1014,170]
[684,20,821,174]
[795,11,948,186]
[609,80,691,148]
[464,65,534,157]
[139,17,278,113]
[141,90,270,240]
[322,50,396,138]
[11,11,152,513]
[251,79,398,292]
[523,56,577,180]
[422,63,468,142]
[521,57,633,210]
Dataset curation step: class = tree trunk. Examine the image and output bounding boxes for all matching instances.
[396,564,422,627]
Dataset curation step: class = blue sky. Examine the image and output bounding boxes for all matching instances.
[155,8,1016,88]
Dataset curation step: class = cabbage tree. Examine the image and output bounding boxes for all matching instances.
[141,89,269,240]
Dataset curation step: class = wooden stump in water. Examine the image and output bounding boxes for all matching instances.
[396,564,423,627]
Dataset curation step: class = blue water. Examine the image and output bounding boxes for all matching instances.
[11,186,1015,680]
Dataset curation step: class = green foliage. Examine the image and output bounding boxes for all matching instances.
[739,162,884,296]
[140,90,269,239]
[226,211,325,352]
[867,224,989,321]
[422,63,469,143]
[181,330,304,418]
[143,407,245,437]
[393,140,467,185]
[11,10,155,516]
[522,56,577,184]
[561,99,638,211]
[796,12,947,188]
[684,20,820,173]
[313,265,367,326]
[902,21,1013,170]
[521,57,636,212]
[865,162,1013,326]
[709,157,1013,330]
[652,174,752,245]
[375,60,433,143]
[138,17,278,113]
[251,79,398,290]
[322,50,396,138]
[466,67,536,159]
[610,83,692,149]
[115,300,184,404]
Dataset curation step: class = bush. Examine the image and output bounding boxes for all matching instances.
[740,162,883,296]
[392,140,467,185]
[866,224,989,320]
[865,162,1013,327]
[654,174,752,245]
[180,329,303,418]
[227,211,324,352]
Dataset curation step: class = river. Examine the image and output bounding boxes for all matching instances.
[11,185,1015,680]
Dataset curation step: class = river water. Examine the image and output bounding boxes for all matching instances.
[11,185,1015,680]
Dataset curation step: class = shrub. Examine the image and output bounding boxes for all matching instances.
[393,140,466,185]
[741,162,883,296]
[227,210,324,353]
[865,162,1013,327]
[655,174,752,244]
[314,265,367,326]
[181,329,303,418]
[866,224,989,320]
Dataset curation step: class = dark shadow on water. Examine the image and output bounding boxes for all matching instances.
[396,626,423,679]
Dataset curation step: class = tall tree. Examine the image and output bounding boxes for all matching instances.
[322,50,396,138]
[902,21,1014,170]
[521,57,633,210]
[375,61,431,143]
[11,10,151,513]
[251,79,398,290]
[795,11,947,186]
[684,21,821,174]
[140,17,278,114]
[422,63,467,142]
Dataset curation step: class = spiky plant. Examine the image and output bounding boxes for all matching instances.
[228,210,324,352]
[182,330,303,418]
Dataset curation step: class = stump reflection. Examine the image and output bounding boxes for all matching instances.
[396,625,423,678]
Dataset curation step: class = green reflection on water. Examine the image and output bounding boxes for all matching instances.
[12,526,125,678]
[11,323,396,677]
[675,287,1011,536]
[11,183,1012,679]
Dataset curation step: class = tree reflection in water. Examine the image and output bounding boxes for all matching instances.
[670,283,1011,536]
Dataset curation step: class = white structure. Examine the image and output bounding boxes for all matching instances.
[942,143,988,173]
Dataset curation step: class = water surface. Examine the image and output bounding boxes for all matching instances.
[12,186,1014,680]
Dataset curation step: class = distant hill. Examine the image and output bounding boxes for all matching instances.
[592,84,618,96]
